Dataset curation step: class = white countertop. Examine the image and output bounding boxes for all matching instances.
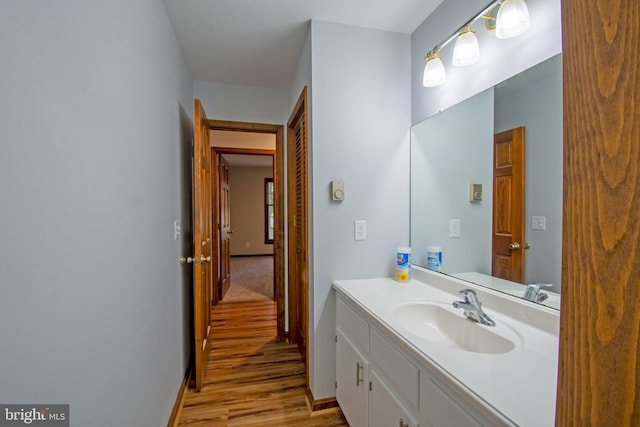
[333,271,559,427]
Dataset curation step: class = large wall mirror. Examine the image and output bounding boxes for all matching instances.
[410,53,562,310]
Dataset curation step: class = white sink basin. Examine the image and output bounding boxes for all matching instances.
[392,300,521,354]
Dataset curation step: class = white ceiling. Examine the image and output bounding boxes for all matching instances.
[163,0,443,89]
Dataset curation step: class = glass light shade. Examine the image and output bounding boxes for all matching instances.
[496,0,531,39]
[452,30,480,66]
[423,57,446,87]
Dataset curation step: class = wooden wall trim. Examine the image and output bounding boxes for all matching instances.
[557,0,640,424]
[212,147,275,156]
[166,366,192,427]
[208,119,282,134]
[305,386,339,412]
[287,86,310,383]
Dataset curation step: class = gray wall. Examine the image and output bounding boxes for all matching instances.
[194,81,288,124]
[229,166,274,256]
[0,1,193,425]
[309,20,411,399]
[411,88,494,274]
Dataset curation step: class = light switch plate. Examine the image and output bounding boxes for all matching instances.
[449,219,461,238]
[532,216,546,231]
[354,220,367,241]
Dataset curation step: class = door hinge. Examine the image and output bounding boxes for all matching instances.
[335,335,337,343]
[335,381,338,389]
[369,381,372,391]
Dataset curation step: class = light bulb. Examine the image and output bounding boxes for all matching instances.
[423,56,446,87]
[496,0,531,39]
[452,28,480,66]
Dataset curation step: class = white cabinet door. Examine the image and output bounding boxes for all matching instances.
[370,369,419,427]
[337,327,369,427]
[421,375,485,427]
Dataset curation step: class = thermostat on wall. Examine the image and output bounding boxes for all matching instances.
[469,183,482,202]
[331,180,345,201]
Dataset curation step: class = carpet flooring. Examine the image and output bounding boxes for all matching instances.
[222,256,274,302]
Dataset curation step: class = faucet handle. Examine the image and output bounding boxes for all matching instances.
[527,283,553,291]
[458,288,477,296]
[458,288,477,302]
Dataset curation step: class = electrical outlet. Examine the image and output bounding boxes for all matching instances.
[173,220,181,240]
[354,220,367,241]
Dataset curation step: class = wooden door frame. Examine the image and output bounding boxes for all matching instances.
[287,87,309,387]
[211,147,277,303]
[208,120,285,339]
[557,0,640,423]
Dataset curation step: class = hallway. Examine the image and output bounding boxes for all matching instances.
[177,300,348,426]
[222,256,274,302]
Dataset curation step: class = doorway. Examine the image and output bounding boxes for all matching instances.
[208,120,285,339]
[215,150,276,303]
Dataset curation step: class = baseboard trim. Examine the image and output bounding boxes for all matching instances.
[167,365,192,427]
[306,386,339,412]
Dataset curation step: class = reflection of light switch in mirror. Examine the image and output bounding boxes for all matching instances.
[531,216,546,230]
[469,183,482,202]
[331,180,345,201]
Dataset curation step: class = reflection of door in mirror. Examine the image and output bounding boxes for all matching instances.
[492,127,525,282]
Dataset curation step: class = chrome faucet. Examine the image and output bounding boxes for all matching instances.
[453,289,496,326]
[523,283,552,303]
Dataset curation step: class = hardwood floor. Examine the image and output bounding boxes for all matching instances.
[177,300,348,426]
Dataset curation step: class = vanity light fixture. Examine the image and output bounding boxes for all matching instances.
[452,26,480,66]
[423,49,446,87]
[495,0,530,39]
[422,0,531,87]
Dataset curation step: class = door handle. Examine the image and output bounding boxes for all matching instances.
[509,242,521,250]
[356,362,364,386]
[179,255,210,264]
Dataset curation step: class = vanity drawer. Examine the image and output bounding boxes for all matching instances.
[336,296,369,352]
[370,327,420,409]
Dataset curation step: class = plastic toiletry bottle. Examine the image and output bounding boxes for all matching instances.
[397,247,412,282]
[426,246,442,272]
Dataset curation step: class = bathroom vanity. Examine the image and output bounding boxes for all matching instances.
[333,267,559,427]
